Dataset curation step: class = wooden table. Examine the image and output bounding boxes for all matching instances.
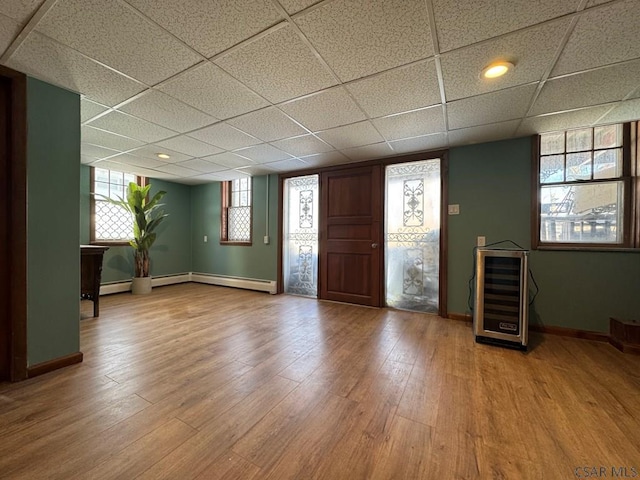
[81,245,108,317]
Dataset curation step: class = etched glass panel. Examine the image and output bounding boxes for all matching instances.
[93,167,137,241]
[228,206,251,242]
[95,201,133,240]
[284,175,319,297]
[385,160,440,313]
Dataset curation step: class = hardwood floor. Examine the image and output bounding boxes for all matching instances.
[1,283,639,479]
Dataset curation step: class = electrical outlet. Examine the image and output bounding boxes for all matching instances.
[264,235,270,245]
[477,236,486,247]
[204,235,208,243]
[448,204,460,215]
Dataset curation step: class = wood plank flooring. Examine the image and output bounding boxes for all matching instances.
[1,283,639,479]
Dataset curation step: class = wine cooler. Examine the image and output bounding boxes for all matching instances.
[474,248,529,350]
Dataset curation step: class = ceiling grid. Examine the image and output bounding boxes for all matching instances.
[0,0,637,183]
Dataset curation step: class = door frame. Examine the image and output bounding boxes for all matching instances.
[0,65,28,381]
[278,150,449,317]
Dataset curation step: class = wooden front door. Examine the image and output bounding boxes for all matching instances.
[320,165,382,307]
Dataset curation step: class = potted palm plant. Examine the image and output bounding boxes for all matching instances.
[99,182,168,295]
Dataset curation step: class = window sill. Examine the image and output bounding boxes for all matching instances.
[535,245,640,253]
[90,240,131,247]
[220,241,253,247]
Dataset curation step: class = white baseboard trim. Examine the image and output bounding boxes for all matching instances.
[191,273,277,294]
[99,273,192,295]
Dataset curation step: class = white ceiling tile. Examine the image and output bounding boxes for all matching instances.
[599,98,640,125]
[440,19,571,101]
[159,62,268,119]
[188,123,261,150]
[153,163,201,177]
[81,143,120,160]
[176,159,228,173]
[553,0,640,76]
[373,106,445,141]
[432,0,579,52]
[271,134,334,157]
[346,61,441,118]
[281,0,323,14]
[179,174,218,185]
[81,155,97,165]
[0,14,20,55]
[262,158,309,172]
[105,153,168,169]
[236,164,280,176]
[531,60,640,116]
[341,142,394,161]
[316,121,384,150]
[214,24,337,103]
[5,32,146,106]
[298,151,351,167]
[201,152,255,169]
[81,126,144,151]
[0,0,44,24]
[232,144,293,164]
[124,0,282,58]
[586,0,613,6]
[119,90,217,133]
[226,107,308,142]
[389,133,448,154]
[155,135,224,158]
[35,0,202,85]
[295,0,433,82]
[447,84,538,130]
[127,145,193,164]
[92,160,161,179]
[206,170,250,181]
[517,105,614,136]
[81,98,109,123]
[88,111,178,143]
[448,120,520,146]
[0,0,46,24]
[279,87,366,132]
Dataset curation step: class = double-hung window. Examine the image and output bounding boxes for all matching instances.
[221,177,252,245]
[534,122,638,249]
[91,167,144,243]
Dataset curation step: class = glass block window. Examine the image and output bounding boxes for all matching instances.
[91,167,140,242]
[221,177,252,244]
[537,125,628,246]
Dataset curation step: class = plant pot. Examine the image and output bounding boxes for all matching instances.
[131,276,152,295]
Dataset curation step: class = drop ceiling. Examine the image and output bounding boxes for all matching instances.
[1,0,639,184]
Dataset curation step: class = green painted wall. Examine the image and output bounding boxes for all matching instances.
[191,174,279,280]
[26,77,80,366]
[447,136,640,332]
[79,168,192,283]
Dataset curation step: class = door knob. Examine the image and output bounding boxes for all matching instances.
[371,243,379,248]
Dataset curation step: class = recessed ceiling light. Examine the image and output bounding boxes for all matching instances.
[482,61,514,79]
[157,153,170,159]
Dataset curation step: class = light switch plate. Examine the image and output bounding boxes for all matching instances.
[448,204,460,215]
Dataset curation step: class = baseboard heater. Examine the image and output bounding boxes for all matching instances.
[99,273,277,296]
[190,273,277,294]
[100,273,191,295]
[474,248,529,351]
